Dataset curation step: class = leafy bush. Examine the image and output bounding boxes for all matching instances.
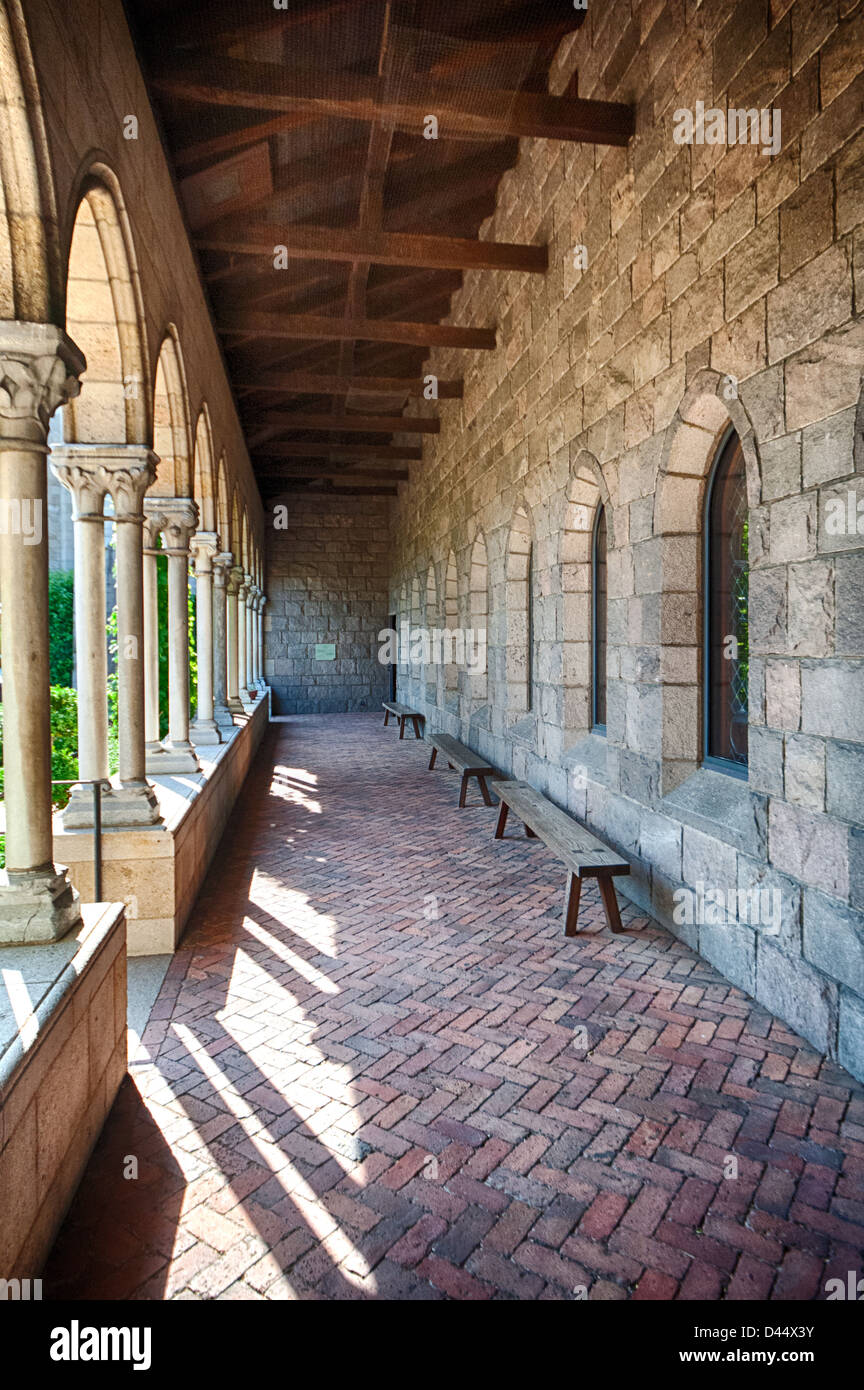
[49,570,75,685]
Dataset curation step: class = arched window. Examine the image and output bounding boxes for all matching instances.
[591,504,607,732]
[526,542,535,711]
[704,429,749,772]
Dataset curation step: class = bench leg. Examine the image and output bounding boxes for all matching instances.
[563,873,582,937]
[428,746,437,770]
[598,875,625,934]
[478,774,493,807]
[525,825,539,838]
[411,715,422,739]
[399,715,406,739]
[458,771,470,808]
[383,708,390,726]
[494,801,509,838]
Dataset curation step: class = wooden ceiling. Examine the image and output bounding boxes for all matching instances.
[127,0,634,503]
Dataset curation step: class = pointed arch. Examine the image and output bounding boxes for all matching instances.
[216,451,230,552]
[655,369,760,792]
[192,405,216,532]
[62,165,149,445]
[151,327,192,497]
[444,549,459,701]
[424,562,438,706]
[561,451,614,744]
[0,0,62,321]
[469,531,489,710]
[505,501,533,714]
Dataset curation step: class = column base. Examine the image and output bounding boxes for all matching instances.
[103,781,162,826]
[59,780,112,831]
[214,704,236,732]
[190,719,222,746]
[226,697,246,714]
[0,866,82,945]
[146,742,201,774]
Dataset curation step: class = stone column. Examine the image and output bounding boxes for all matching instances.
[257,594,267,688]
[0,323,84,942]
[234,566,251,709]
[107,449,161,822]
[51,444,160,827]
[148,499,200,773]
[250,588,262,687]
[142,503,164,762]
[212,551,235,731]
[244,574,257,701]
[189,531,220,745]
[48,449,110,828]
[226,566,243,713]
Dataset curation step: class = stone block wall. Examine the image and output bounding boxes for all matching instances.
[384,0,864,1078]
[0,904,126,1277]
[265,495,391,714]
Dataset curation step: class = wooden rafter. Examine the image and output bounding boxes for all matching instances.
[235,372,462,399]
[252,411,439,434]
[152,57,635,145]
[197,222,547,273]
[219,311,496,350]
[257,443,422,461]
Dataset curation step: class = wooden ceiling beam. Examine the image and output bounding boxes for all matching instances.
[257,468,408,482]
[252,411,439,435]
[257,443,422,461]
[219,310,495,350]
[197,221,546,273]
[174,114,319,171]
[153,58,635,145]
[236,372,462,399]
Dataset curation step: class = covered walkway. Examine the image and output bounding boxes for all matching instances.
[45,715,864,1301]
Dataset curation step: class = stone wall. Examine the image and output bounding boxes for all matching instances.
[265,495,391,714]
[0,904,126,1277]
[385,0,864,1078]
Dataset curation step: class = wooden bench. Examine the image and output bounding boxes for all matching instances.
[493,780,631,936]
[427,732,497,808]
[382,700,423,740]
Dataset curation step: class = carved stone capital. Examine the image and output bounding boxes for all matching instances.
[190,530,219,574]
[229,564,244,597]
[213,552,233,590]
[143,496,199,554]
[0,324,86,448]
[50,443,157,522]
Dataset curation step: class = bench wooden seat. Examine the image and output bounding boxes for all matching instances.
[493,780,631,936]
[382,700,423,739]
[427,732,497,807]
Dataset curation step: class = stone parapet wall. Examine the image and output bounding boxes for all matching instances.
[0,903,126,1277]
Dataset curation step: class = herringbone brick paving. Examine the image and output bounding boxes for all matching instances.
[45,713,864,1300]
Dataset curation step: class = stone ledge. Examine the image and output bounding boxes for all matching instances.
[53,696,270,955]
[0,902,124,1093]
[0,901,126,1276]
[660,765,768,856]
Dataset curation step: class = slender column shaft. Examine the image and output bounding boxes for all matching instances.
[226,573,241,709]
[190,531,220,745]
[0,323,84,941]
[213,552,235,727]
[235,569,248,703]
[72,509,109,781]
[244,576,255,699]
[144,498,200,774]
[1,445,56,870]
[166,550,190,743]
[142,511,163,752]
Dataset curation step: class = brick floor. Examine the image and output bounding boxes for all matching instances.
[44,713,864,1301]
